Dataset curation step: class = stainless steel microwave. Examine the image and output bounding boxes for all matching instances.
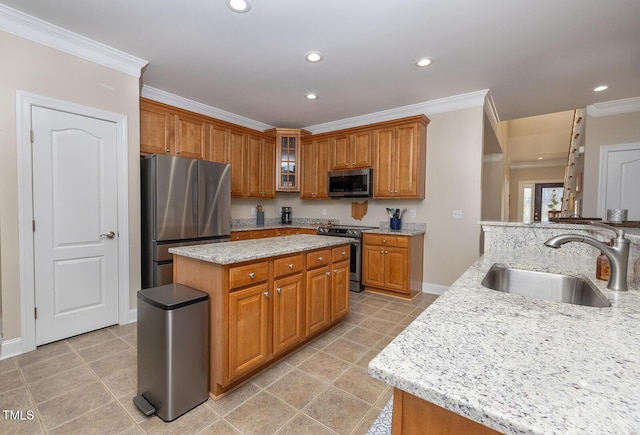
[328,168,373,197]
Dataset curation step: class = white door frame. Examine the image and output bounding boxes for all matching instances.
[597,142,640,218]
[16,91,131,354]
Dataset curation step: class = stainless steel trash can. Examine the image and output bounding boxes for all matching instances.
[134,283,209,422]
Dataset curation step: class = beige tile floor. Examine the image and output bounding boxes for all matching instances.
[0,291,438,435]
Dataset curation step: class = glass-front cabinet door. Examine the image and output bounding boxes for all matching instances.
[270,128,309,192]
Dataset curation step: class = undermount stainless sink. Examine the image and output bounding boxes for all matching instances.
[481,265,611,308]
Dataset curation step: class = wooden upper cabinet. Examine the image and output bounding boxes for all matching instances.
[373,116,429,199]
[331,131,372,170]
[267,128,310,192]
[206,123,229,163]
[228,129,246,197]
[173,112,206,159]
[140,99,174,155]
[246,134,275,198]
[300,137,329,199]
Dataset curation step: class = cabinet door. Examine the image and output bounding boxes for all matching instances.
[305,266,331,336]
[373,127,396,197]
[140,105,173,155]
[331,134,350,170]
[301,139,329,199]
[261,138,276,198]
[384,247,409,293]
[351,131,372,168]
[362,244,385,288]
[174,113,206,159]
[247,135,264,197]
[228,130,246,197]
[331,260,350,321]
[207,124,228,163]
[394,123,419,197]
[315,138,330,198]
[228,284,270,381]
[273,274,304,355]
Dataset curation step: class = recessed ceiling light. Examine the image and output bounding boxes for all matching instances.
[414,57,433,67]
[305,51,324,63]
[305,93,318,100]
[537,157,544,160]
[226,0,251,13]
[593,85,609,92]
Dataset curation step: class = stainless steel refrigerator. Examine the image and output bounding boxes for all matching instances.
[141,154,231,289]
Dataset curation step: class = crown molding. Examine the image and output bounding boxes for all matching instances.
[141,86,274,131]
[0,4,147,77]
[510,159,566,169]
[587,96,640,117]
[483,90,500,127]
[304,89,490,134]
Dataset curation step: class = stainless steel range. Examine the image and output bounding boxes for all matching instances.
[317,225,377,292]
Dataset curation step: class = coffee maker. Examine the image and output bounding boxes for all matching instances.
[281,207,292,224]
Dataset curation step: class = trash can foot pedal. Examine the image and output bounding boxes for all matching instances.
[133,395,156,416]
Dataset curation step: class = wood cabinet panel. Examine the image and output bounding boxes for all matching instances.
[373,127,395,197]
[306,249,331,269]
[273,274,304,355]
[247,134,275,198]
[362,245,386,288]
[331,260,350,321]
[330,131,371,170]
[228,283,270,380]
[301,137,329,199]
[274,254,304,278]
[174,112,206,159]
[140,102,173,155]
[228,129,246,197]
[206,124,229,163]
[331,134,351,170]
[305,266,332,336]
[229,261,269,290]
[332,246,350,263]
[384,247,409,293]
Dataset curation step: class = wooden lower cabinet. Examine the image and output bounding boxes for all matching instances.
[362,233,424,298]
[173,243,350,398]
[273,273,304,355]
[392,388,501,435]
[305,265,332,336]
[228,283,269,380]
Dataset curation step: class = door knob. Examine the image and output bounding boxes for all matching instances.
[100,231,115,239]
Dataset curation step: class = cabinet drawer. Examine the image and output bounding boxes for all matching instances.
[229,261,269,289]
[251,229,278,239]
[306,249,331,269]
[332,245,350,263]
[274,254,304,278]
[231,231,252,241]
[363,234,408,248]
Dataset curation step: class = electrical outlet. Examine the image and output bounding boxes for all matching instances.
[250,207,256,216]
[410,209,416,218]
[453,210,463,219]
[322,208,327,216]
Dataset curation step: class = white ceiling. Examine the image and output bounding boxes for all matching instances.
[2,0,639,128]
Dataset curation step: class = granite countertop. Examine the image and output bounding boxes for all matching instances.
[231,223,320,232]
[369,250,640,434]
[169,234,353,265]
[364,228,425,236]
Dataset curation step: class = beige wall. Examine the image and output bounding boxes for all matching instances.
[0,31,141,341]
[233,106,485,290]
[583,110,640,217]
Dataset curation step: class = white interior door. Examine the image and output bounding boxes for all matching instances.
[599,144,640,221]
[32,106,119,345]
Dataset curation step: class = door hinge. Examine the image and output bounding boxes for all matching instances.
[30,130,34,143]
[34,307,38,319]
[32,220,36,232]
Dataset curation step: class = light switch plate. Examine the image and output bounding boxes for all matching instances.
[322,208,327,216]
[453,210,463,219]
[410,209,416,218]
[250,207,256,216]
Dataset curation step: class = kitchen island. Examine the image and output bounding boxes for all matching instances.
[369,223,640,434]
[170,234,352,398]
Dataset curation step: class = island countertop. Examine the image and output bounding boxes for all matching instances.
[368,250,640,434]
[169,234,353,265]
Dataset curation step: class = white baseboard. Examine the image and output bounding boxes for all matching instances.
[422,283,449,295]
[0,337,22,360]
[126,308,137,324]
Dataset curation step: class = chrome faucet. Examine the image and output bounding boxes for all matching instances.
[544,222,630,291]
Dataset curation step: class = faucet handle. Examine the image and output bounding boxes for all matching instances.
[591,221,626,239]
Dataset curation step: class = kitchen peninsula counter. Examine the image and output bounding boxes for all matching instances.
[369,230,640,433]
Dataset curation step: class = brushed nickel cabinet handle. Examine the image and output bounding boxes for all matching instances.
[249,272,255,279]
[277,287,281,293]
[326,271,331,276]
[318,256,323,261]
[264,291,269,297]
[289,263,294,269]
